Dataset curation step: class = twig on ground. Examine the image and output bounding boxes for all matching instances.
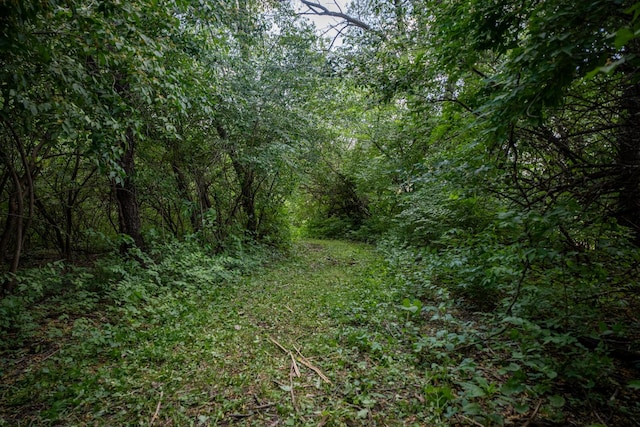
[149,390,163,425]
[268,336,332,384]
[228,413,252,418]
[318,414,329,427]
[289,363,297,409]
[268,336,289,353]
[40,347,61,363]
[269,336,300,407]
[458,414,485,427]
[254,403,276,410]
[290,352,301,377]
[294,345,332,384]
[523,399,543,427]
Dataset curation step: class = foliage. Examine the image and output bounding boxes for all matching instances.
[301,0,640,424]
[0,0,330,283]
[3,0,640,425]
[0,240,418,426]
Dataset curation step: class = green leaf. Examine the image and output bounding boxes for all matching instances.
[356,408,369,419]
[462,402,482,415]
[615,28,636,49]
[548,395,565,408]
[627,380,640,389]
[501,378,526,396]
[463,383,486,398]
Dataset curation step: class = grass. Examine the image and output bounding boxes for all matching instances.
[0,240,430,426]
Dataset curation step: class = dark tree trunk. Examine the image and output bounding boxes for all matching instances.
[0,120,39,294]
[232,159,258,235]
[171,162,200,233]
[215,123,258,235]
[615,77,640,246]
[115,128,144,251]
[195,175,212,231]
[1,173,23,294]
[34,197,65,256]
[63,151,82,259]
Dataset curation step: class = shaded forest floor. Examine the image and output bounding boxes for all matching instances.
[1,240,639,426]
[1,240,430,426]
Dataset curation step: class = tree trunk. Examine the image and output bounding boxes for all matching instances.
[171,162,199,233]
[1,171,23,294]
[1,120,38,293]
[215,124,258,235]
[63,151,82,259]
[232,158,258,235]
[115,127,144,251]
[34,197,65,256]
[615,67,640,245]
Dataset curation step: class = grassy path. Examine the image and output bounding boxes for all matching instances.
[193,239,425,426]
[1,240,430,426]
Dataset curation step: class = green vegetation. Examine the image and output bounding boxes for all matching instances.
[1,240,403,425]
[2,0,640,425]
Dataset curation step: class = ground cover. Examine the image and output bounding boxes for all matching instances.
[2,239,638,426]
[0,240,428,426]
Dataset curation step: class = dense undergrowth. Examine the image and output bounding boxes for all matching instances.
[381,237,640,426]
[2,237,639,426]
[0,239,267,425]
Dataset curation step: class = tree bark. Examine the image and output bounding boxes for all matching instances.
[114,127,144,251]
[0,120,39,293]
[615,79,640,245]
[231,157,258,235]
[171,161,200,233]
[1,169,23,294]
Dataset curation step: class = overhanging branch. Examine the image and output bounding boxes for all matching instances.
[300,0,372,32]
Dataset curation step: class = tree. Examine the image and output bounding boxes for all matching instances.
[426,0,640,242]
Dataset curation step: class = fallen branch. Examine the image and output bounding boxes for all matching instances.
[289,363,297,409]
[228,413,252,419]
[458,414,485,427]
[268,337,332,385]
[290,352,301,377]
[522,399,543,427]
[294,345,332,384]
[268,336,289,354]
[149,390,163,425]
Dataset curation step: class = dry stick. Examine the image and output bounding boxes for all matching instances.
[254,403,276,410]
[228,413,253,419]
[289,363,297,409]
[293,345,331,384]
[522,400,543,427]
[269,337,331,384]
[40,347,61,363]
[297,356,331,384]
[149,390,163,426]
[458,414,485,427]
[268,336,289,354]
[269,337,299,408]
[290,352,301,377]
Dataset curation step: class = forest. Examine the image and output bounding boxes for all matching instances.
[1,0,640,425]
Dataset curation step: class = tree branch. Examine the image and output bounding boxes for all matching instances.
[300,0,372,32]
